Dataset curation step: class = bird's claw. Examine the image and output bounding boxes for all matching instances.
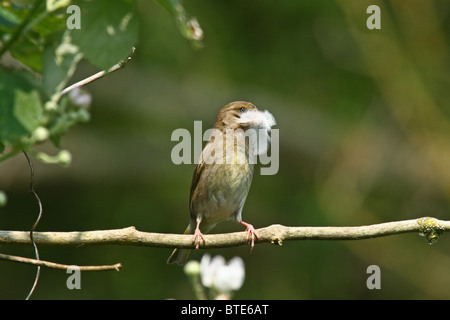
[240,222,259,251]
[192,228,206,250]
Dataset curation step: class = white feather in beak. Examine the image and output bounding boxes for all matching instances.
[238,109,276,158]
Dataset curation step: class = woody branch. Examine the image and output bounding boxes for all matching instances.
[0,217,448,249]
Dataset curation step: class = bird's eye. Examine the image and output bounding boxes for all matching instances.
[239,107,246,113]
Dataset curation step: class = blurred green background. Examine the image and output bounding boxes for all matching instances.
[1,0,450,299]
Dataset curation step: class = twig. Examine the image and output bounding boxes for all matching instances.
[0,217,448,248]
[59,47,135,97]
[23,151,42,300]
[0,253,121,271]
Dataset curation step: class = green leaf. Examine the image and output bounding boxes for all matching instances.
[0,6,21,29]
[0,72,31,142]
[70,0,138,70]
[0,71,43,143]
[32,10,68,38]
[0,0,47,72]
[14,89,43,132]
[8,36,44,72]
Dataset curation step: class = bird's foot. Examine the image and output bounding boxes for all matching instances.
[192,228,206,250]
[240,221,259,251]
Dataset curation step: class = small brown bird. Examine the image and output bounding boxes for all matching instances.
[167,101,276,266]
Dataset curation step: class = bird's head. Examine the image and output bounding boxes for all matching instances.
[214,101,275,132]
[212,101,276,157]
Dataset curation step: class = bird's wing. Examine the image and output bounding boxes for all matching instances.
[189,158,205,214]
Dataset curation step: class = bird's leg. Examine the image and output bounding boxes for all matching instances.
[192,217,206,250]
[240,221,259,250]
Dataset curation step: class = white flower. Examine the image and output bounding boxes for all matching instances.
[200,254,245,293]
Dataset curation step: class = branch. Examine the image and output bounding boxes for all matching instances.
[0,217,448,248]
[58,47,135,97]
[0,253,121,272]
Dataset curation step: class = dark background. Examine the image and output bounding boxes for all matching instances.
[1,0,449,299]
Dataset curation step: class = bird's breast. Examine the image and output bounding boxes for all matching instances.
[193,162,254,224]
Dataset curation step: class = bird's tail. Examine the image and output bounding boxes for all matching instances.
[167,248,191,266]
[167,225,192,266]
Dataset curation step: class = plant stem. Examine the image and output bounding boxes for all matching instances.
[0,0,45,58]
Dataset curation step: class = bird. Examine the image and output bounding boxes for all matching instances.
[167,101,276,266]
